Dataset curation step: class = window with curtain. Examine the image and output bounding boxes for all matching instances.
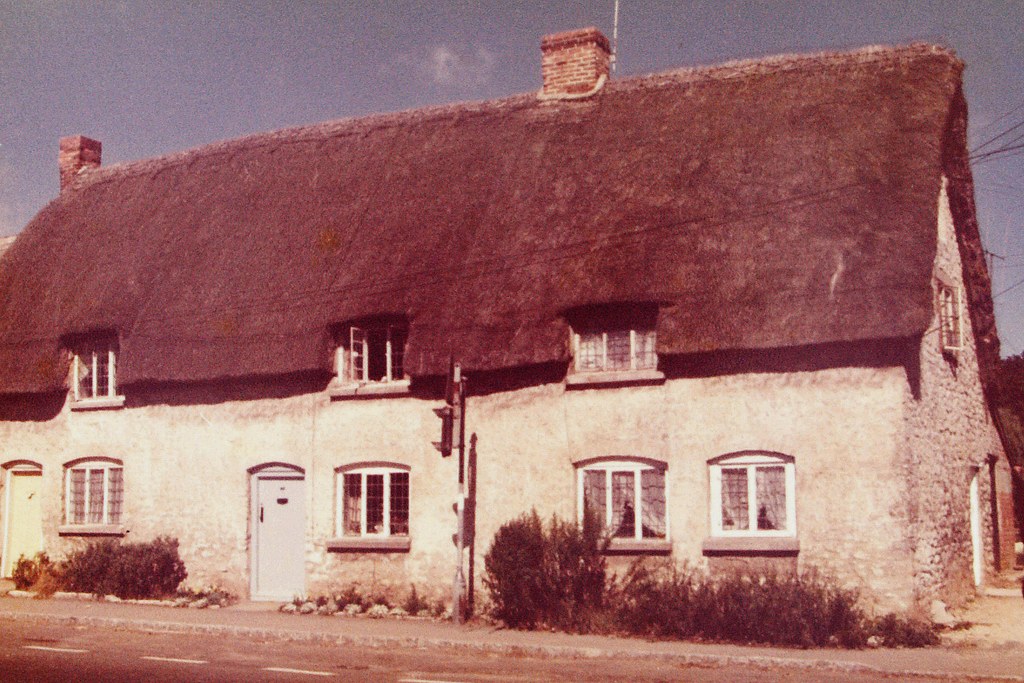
[709,452,795,537]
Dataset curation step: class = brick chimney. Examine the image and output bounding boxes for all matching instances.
[59,135,102,191]
[540,27,611,97]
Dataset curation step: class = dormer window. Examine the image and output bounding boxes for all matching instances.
[575,328,656,372]
[937,281,962,352]
[566,304,663,386]
[68,336,125,409]
[339,324,406,383]
[330,319,411,398]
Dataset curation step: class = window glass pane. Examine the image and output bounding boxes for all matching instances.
[77,355,93,398]
[640,469,666,538]
[107,468,123,524]
[96,350,110,396]
[389,472,409,536]
[720,468,749,530]
[755,466,787,531]
[611,471,635,538]
[70,469,86,524]
[582,470,606,527]
[367,328,388,381]
[605,330,631,370]
[634,329,657,370]
[343,473,361,535]
[87,469,105,524]
[577,332,603,371]
[365,474,385,534]
[390,327,406,381]
[349,327,366,382]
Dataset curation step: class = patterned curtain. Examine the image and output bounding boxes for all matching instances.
[582,470,606,528]
[343,473,361,535]
[107,468,123,524]
[720,468,749,530]
[640,470,666,538]
[611,471,635,538]
[70,469,86,524]
[389,472,409,535]
[755,466,787,531]
[87,469,105,523]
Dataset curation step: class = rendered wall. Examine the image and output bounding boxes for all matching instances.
[0,356,922,608]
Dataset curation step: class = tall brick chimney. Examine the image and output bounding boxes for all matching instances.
[59,135,102,191]
[540,27,611,97]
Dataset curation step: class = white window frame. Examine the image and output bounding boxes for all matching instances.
[336,464,410,538]
[72,344,118,401]
[937,282,963,352]
[576,458,669,542]
[63,459,124,526]
[337,324,406,384]
[709,452,796,538]
[573,327,656,373]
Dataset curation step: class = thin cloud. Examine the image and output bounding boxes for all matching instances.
[386,43,497,88]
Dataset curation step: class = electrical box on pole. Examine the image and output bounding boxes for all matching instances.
[433,357,457,457]
[433,405,453,457]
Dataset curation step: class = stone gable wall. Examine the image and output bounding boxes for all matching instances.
[899,177,1011,606]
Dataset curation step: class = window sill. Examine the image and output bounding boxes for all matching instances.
[605,538,672,555]
[69,395,126,411]
[326,536,411,553]
[58,524,126,537]
[566,369,665,389]
[328,380,412,400]
[702,536,799,556]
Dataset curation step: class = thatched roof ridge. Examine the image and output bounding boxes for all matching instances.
[0,42,976,393]
[67,42,959,192]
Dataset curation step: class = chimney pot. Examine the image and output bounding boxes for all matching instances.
[59,135,102,191]
[540,27,611,97]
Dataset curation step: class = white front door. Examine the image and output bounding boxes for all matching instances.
[969,471,983,587]
[251,474,305,600]
[3,470,43,577]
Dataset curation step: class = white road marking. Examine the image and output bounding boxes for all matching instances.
[263,667,336,677]
[22,645,88,654]
[141,655,208,664]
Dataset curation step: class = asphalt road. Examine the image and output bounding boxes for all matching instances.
[0,618,964,682]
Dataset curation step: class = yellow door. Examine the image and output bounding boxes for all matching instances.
[4,472,43,577]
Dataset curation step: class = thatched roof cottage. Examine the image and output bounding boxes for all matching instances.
[0,28,1017,609]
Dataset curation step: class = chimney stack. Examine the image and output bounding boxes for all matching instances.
[540,27,611,97]
[59,135,102,191]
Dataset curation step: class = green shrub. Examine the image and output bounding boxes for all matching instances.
[60,537,187,599]
[611,564,869,648]
[483,510,607,630]
[871,613,940,647]
[11,552,52,590]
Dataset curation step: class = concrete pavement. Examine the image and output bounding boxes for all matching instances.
[1,592,1023,682]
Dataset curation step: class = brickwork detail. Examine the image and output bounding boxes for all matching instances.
[540,27,611,96]
[59,135,102,191]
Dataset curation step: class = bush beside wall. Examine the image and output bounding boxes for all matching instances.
[18,537,187,600]
[483,512,939,648]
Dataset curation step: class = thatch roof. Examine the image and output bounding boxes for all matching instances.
[0,43,986,393]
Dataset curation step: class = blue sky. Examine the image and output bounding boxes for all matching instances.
[1,1,1022,353]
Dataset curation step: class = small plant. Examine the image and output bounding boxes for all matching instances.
[871,613,940,647]
[11,552,51,590]
[335,584,367,610]
[402,584,431,615]
[175,585,237,607]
